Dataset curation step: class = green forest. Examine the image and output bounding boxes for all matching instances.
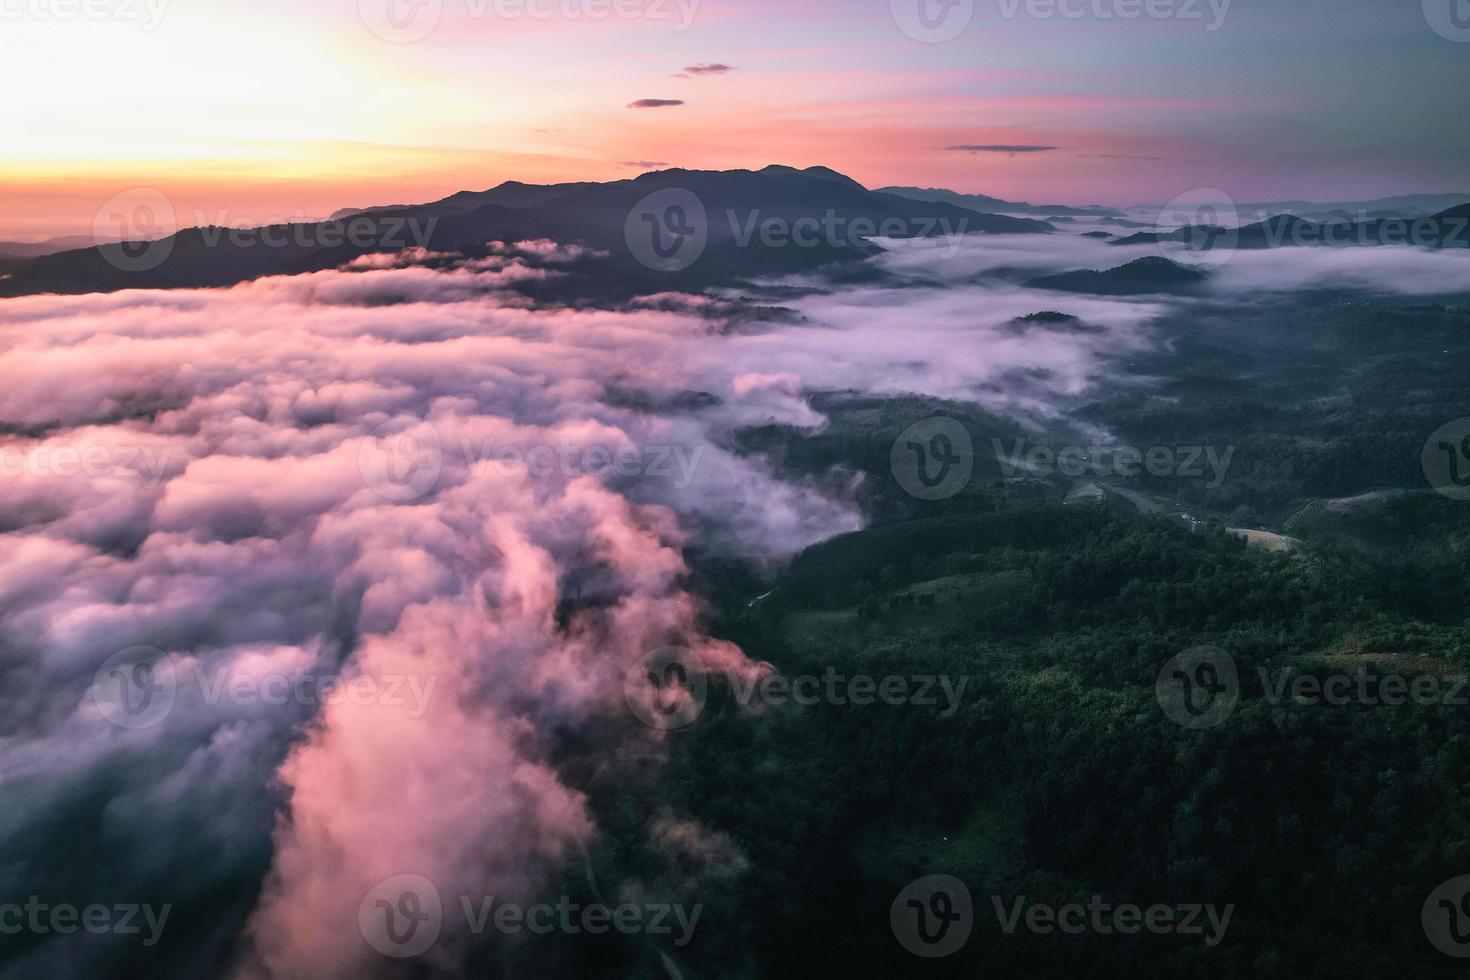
[517,292,1470,979]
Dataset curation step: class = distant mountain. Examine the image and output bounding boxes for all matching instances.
[0,234,129,260]
[1231,193,1470,220]
[1112,208,1470,250]
[0,235,136,276]
[1026,256,1208,295]
[1001,311,1104,335]
[0,166,1053,298]
[878,185,1120,219]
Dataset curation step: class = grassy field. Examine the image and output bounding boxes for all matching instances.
[1230,528,1302,552]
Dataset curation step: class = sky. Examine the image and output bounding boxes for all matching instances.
[1,0,1467,239]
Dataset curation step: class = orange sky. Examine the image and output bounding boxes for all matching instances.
[3,0,1466,239]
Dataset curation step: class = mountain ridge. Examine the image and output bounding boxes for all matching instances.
[878,184,1119,218]
[0,166,1052,299]
[1111,207,1470,250]
[1026,256,1209,295]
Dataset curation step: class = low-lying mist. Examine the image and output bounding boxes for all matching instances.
[1,232,1463,978]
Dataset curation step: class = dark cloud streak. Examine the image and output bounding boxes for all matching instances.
[679,63,735,76]
[946,144,1059,154]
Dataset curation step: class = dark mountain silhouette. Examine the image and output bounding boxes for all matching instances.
[1111,226,1220,248]
[0,235,128,259]
[1228,192,1470,220]
[878,184,1119,218]
[1112,208,1470,250]
[1026,256,1208,295]
[1001,311,1104,335]
[1015,310,1078,324]
[0,236,142,276]
[0,165,1053,299]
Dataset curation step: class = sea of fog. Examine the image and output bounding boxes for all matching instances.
[0,233,1465,978]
